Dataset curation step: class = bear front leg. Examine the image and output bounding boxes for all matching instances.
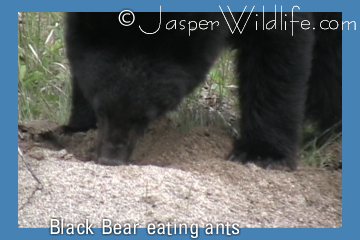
[228,12,315,170]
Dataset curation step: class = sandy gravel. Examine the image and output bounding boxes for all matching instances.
[18,145,342,228]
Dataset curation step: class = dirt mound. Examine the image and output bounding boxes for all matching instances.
[18,120,342,227]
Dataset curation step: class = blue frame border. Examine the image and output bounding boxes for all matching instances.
[10,0,359,239]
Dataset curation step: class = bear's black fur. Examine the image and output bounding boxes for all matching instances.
[305,13,342,133]
[63,12,342,169]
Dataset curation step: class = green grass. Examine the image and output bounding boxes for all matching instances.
[168,48,238,132]
[300,122,342,168]
[18,12,341,169]
[18,12,70,123]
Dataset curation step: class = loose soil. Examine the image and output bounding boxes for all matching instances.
[18,119,342,227]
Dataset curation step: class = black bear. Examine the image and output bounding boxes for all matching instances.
[62,12,342,169]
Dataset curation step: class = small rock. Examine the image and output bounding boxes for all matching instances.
[29,150,44,161]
